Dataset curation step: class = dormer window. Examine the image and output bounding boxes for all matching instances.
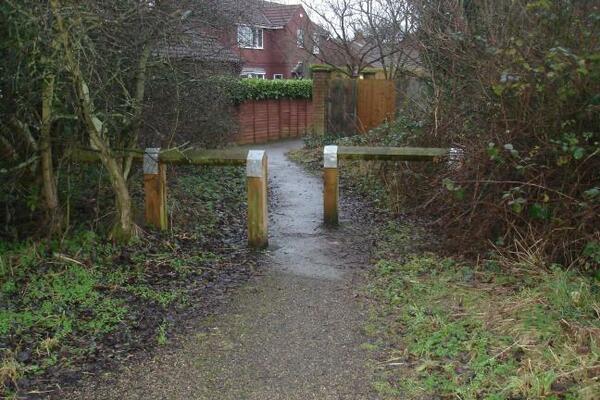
[238,25,264,49]
[297,29,304,48]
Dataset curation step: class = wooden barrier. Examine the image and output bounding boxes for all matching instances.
[143,148,168,230]
[323,145,450,226]
[71,147,268,248]
[323,146,339,226]
[246,150,268,248]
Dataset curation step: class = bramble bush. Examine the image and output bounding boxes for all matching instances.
[400,0,600,269]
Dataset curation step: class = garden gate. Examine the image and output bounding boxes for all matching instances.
[325,78,396,135]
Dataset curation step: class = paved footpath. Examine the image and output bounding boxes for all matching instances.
[65,140,377,400]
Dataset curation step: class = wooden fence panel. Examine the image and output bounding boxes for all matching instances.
[235,98,313,144]
[327,79,357,135]
[357,80,396,133]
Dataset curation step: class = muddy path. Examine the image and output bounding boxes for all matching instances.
[63,140,378,399]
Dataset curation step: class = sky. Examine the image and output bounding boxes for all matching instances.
[273,0,304,4]
[273,0,328,26]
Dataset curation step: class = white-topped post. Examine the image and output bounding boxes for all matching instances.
[323,145,339,226]
[143,147,168,230]
[246,150,268,248]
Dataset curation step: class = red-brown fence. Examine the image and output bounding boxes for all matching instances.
[356,80,396,133]
[325,78,396,135]
[235,99,313,144]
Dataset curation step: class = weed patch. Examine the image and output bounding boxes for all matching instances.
[0,165,257,397]
[367,232,600,399]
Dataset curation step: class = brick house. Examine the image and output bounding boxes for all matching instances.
[232,1,325,79]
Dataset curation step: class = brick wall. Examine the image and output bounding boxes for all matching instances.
[235,98,313,144]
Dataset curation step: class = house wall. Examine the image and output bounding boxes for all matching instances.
[274,10,319,78]
[234,6,320,79]
[236,29,289,78]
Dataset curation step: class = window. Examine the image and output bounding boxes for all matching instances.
[312,33,320,55]
[238,25,263,49]
[273,74,284,79]
[297,29,304,48]
[241,68,266,79]
[241,73,265,79]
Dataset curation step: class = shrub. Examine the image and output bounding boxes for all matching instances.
[229,78,312,102]
[398,0,600,268]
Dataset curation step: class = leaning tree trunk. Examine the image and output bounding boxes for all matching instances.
[123,44,151,180]
[40,73,62,235]
[88,122,135,242]
[50,0,135,241]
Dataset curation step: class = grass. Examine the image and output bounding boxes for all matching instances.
[0,165,250,396]
[289,134,600,399]
[0,356,21,394]
[289,129,600,398]
[156,320,169,346]
[287,130,417,213]
[366,223,600,400]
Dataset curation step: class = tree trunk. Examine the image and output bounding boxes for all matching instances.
[124,44,151,180]
[50,0,135,241]
[40,73,62,235]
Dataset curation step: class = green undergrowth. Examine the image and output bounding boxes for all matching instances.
[0,165,249,396]
[366,222,600,399]
[288,117,423,211]
[219,76,312,102]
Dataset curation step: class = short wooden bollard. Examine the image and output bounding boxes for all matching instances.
[143,147,168,230]
[246,150,268,248]
[323,145,339,226]
[322,145,451,225]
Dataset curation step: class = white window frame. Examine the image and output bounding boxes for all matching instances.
[297,29,304,48]
[273,74,284,80]
[312,33,320,55]
[238,25,264,49]
[241,73,266,79]
[241,70,266,79]
[241,67,266,79]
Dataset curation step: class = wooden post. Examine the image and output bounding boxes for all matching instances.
[323,145,339,226]
[247,150,268,248]
[143,147,168,230]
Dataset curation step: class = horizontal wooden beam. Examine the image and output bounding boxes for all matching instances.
[159,149,247,166]
[323,145,455,226]
[70,148,248,166]
[337,146,449,161]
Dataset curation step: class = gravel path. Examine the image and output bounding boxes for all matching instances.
[64,140,377,399]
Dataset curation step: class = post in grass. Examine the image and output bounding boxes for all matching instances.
[143,147,168,230]
[246,150,268,248]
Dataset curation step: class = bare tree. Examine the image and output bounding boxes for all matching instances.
[356,0,420,79]
[303,0,418,78]
[0,1,63,235]
[48,0,242,241]
[1,0,252,240]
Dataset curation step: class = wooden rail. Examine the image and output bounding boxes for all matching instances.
[323,145,450,226]
[72,147,268,248]
[337,146,449,161]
